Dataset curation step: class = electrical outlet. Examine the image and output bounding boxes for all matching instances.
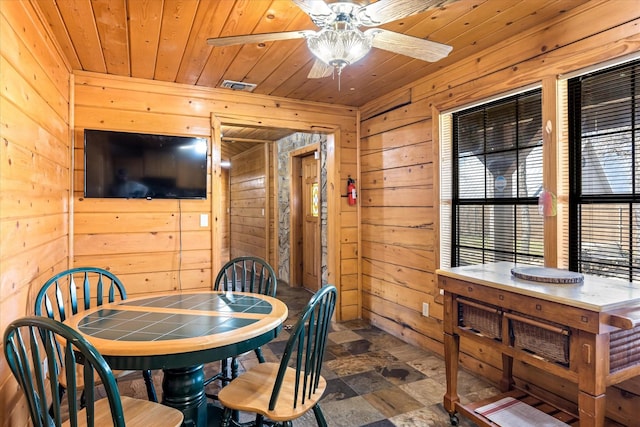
[422,302,430,317]
[200,213,208,227]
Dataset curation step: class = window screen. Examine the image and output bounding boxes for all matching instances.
[568,60,639,281]
[452,89,544,266]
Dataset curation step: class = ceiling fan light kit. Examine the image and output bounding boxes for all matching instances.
[207,0,455,89]
[306,26,372,75]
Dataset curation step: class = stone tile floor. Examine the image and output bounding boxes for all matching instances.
[117,282,497,426]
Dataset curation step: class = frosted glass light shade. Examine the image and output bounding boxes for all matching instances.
[306,28,372,74]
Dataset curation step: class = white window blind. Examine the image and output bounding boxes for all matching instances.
[450,89,544,267]
[568,59,639,282]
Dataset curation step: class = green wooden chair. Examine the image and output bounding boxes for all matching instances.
[34,267,158,406]
[204,256,279,395]
[217,285,337,427]
[3,316,183,427]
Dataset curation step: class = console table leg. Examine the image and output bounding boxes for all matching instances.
[578,392,606,427]
[500,353,515,392]
[443,331,460,416]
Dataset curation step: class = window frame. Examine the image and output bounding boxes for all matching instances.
[567,59,639,281]
[450,88,545,267]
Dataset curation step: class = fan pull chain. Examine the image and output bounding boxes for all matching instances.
[332,67,342,91]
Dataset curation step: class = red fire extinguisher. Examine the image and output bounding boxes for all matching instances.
[347,177,357,205]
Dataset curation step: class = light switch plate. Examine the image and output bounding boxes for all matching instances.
[200,213,208,227]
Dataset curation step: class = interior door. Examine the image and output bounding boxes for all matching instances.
[301,153,320,291]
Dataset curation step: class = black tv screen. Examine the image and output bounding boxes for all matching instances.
[84,129,208,199]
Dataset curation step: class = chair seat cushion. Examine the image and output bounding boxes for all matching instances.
[218,362,327,422]
[62,396,183,427]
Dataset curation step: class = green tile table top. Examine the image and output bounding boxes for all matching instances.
[63,291,288,363]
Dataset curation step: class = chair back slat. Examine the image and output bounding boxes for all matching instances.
[35,268,127,321]
[86,272,96,309]
[4,316,127,427]
[214,256,278,297]
[32,268,130,419]
[269,285,337,411]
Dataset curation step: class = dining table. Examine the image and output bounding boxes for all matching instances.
[62,290,288,427]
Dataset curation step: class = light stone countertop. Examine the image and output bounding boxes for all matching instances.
[436,261,640,312]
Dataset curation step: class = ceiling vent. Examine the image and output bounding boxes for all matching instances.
[220,80,257,92]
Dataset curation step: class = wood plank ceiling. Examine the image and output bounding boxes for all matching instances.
[36,0,594,157]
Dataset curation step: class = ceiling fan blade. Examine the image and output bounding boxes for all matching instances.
[308,59,334,79]
[292,0,334,27]
[207,30,311,47]
[358,0,458,26]
[367,29,452,62]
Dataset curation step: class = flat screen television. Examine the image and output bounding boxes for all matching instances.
[84,129,208,199]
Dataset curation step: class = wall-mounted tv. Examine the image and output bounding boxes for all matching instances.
[84,129,208,199]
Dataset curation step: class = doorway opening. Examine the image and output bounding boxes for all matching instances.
[290,146,322,292]
[219,124,330,290]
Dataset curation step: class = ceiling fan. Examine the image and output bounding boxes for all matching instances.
[207,0,455,83]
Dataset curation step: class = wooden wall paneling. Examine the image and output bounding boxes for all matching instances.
[74,249,211,279]
[361,240,436,280]
[364,275,443,321]
[360,89,412,122]
[361,256,435,294]
[268,143,277,267]
[73,71,357,123]
[210,115,222,276]
[359,4,640,424]
[229,144,268,260]
[0,1,71,426]
[364,301,444,357]
[74,229,210,255]
[220,168,230,263]
[74,106,211,137]
[73,75,216,293]
[361,98,431,138]
[542,76,559,266]
[73,71,356,316]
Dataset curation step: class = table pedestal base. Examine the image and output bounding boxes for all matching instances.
[162,365,209,427]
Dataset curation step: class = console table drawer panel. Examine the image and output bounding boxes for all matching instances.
[457,297,502,340]
[506,312,570,365]
[441,277,600,333]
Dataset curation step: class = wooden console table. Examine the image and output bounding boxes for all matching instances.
[438,262,640,427]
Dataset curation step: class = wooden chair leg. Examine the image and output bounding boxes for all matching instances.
[143,369,157,402]
[313,404,328,427]
[254,347,265,363]
[221,358,230,387]
[221,407,233,427]
[231,357,239,380]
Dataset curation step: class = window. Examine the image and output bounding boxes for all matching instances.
[451,89,544,266]
[568,60,639,281]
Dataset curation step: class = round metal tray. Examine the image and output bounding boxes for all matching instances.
[511,266,584,284]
